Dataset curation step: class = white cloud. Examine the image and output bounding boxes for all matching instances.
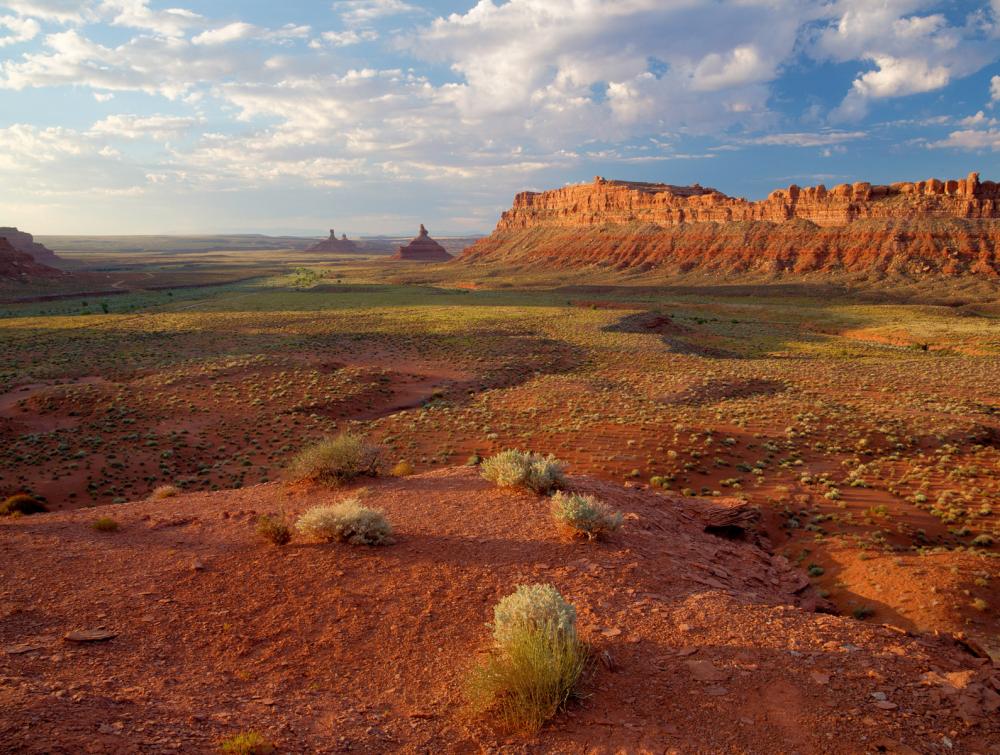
[992,74,1000,102]
[0,0,90,23]
[927,128,1000,150]
[816,1,998,121]
[193,21,310,46]
[89,113,201,140]
[99,0,202,37]
[737,131,867,147]
[0,13,37,46]
[335,0,418,27]
[317,28,378,46]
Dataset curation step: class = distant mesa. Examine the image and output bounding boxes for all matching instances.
[392,224,454,262]
[460,173,1000,277]
[0,227,63,267]
[306,228,360,253]
[0,236,63,281]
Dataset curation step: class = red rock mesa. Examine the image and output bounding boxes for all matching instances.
[461,173,1000,277]
[392,224,454,262]
[306,228,360,253]
[0,227,63,267]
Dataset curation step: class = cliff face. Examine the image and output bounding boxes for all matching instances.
[0,237,63,280]
[461,173,1000,277]
[0,227,63,267]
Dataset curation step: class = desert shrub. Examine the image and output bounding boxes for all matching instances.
[550,492,622,541]
[1,493,47,516]
[480,450,565,494]
[492,583,577,648]
[256,514,292,546]
[149,485,179,500]
[468,584,586,734]
[92,517,120,532]
[970,534,994,548]
[295,498,393,545]
[287,433,381,486]
[391,460,414,477]
[219,731,274,755]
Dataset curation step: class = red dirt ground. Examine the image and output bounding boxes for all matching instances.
[2,468,998,753]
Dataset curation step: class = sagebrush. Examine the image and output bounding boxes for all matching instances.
[295,498,393,545]
[480,450,566,494]
[287,434,381,485]
[550,491,622,541]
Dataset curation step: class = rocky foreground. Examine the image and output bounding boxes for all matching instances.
[2,468,998,753]
[460,174,1000,277]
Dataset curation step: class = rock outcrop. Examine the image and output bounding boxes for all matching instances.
[392,224,454,262]
[0,227,63,267]
[460,173,1000,277]
[306,228,360,253]
[0,236,62,280]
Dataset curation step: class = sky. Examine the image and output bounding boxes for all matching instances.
[0,0,999,236]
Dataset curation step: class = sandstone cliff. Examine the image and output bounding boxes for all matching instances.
[460,173,1000,277]
[0,227,63,267]
[0,236,63,280]
[392,225,454,262]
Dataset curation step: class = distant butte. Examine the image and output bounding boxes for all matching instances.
[460,173,1000,277]
[0,227,63,267]
[306,228,360,253]
[392,224,454,262]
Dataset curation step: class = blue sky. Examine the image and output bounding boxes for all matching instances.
[0,0,998,235]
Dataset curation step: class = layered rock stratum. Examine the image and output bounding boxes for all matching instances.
[306,228,360,253]
[0,227,63,267]
[0,237,62,281]
[460,173,1000,277]
[393,224,454,262]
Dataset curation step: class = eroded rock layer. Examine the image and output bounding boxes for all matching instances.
[460,174,1000,277]
[0,237,62,280]
[0,227,63,267]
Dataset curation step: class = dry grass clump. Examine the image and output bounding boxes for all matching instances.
[550,491,622,541]
[287,433,381,486]
[256,514,292,545]
[295,498,393,545]
[480,450,566,494]
[91,516,120,532]
[219,731,274,755]
[149,485,179,500]
[391,460,415,477]
[0,493,47,517]
[467,583,587,734]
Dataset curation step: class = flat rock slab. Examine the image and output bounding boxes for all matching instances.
[64,630,117,643]
[4,644,43,655]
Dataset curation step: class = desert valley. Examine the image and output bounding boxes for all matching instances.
[2,1,1000,753]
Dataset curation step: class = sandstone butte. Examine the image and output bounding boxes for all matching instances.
[0,236,62,281]
[393,224,454,262]
[305,228,360,253]
[0,226,63,267]
[459,172,1000,277]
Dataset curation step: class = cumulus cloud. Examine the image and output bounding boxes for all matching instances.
[0,13,38,46]
[736,131,867,147]
[928,128,1000,150]
[0,0,90,23]
[992,74,1000,102]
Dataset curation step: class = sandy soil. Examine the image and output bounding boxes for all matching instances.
[2,468,998,753]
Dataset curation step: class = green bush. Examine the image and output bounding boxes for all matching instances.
[287,433,381,486]
[550,492,622,541]
[468,584,586,734]
[480,450,565,494]
[256,514,292,545]
[295,498,393,545]
[0,493,47,516]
